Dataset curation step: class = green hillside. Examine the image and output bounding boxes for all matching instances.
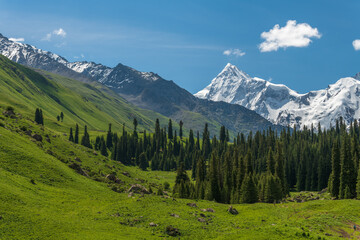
[0,106,360,239]
[0,55,173,135]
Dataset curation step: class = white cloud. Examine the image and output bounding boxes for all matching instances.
[53,28,66,37]
[223,48,246,57]
[259,20,321,52]
[9,37,24,42]
[42,28,67,41]
[353,39,360,51]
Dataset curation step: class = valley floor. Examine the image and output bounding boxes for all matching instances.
[0,112,359,240]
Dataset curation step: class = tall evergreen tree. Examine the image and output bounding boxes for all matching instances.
[139,152,148,170]
[329,140,341,197]
[34,108,40,124]
[168,119,173,140]
[69,127,74,142]
[339,135,356,199]
[100,137,108,157]
[74,124,79,144]
[81,125,92,149]
[39,109,44,125]
[106,123,113,149]
[179,120,183,139]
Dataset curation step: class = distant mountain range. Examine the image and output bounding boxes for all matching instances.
[196,63,360,129]
[0,33,278,135]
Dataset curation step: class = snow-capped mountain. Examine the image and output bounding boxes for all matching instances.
[0,33,279,134]
[0,34,90,82]
[195,63,360,128]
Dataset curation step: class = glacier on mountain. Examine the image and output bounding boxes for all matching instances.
[195,63,360,129]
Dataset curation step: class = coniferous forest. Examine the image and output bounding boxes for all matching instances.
[67,114,360,204]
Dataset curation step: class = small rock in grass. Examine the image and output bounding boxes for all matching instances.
[149,222,158,227]
[227,206,238,215]
[170,213,180,218]
[187,203,197,208]
[198,217,206,223]
[31,134,42,142]
[165,225,180,236]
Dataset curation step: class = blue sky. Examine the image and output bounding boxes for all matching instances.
[0,0,359,94]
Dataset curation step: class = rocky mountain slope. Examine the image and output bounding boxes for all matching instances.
[195,63,360,129]
[0,34,279,135]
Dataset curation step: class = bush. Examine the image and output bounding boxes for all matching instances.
[157,188,164,196]
[6,106,14,112]
[164,181,170,190]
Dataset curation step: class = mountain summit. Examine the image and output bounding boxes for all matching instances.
[0,33,279,135]
[195,63,360,128]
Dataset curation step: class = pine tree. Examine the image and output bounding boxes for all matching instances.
[179,120,183,139]
[81,125,92,149]
[328,140,340,197]
[133,118,138,133]
[100,137,108,157]
[38,109,43,125]
[173,163,191,198]
[205,153,221,202]
[356,162,360,199]
[57,115,60,121]
[267,148,275,175]
[240,174,258,203]
[339,135,355,199]
[139,152,148,170]
[168,119,173,140]
[74,124,79,144]
[275,142,287,196]
[35,108,40,124]
[106,123,113,149]
[69,127,74,142]
[60,112,64,122]
[219,126,226,143]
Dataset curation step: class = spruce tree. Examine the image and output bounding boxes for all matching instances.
[173,163,191,198]
[81,125,92,149]
[39,109,44,125]
[275,142,287,196]
[356,163,360,199]
[139,152,148,170]
[266,148,275,175]
[106,123,113,149]
[179,120,183,139]
[60,112,64,122]
[74,124,79,144]
[220,126,226,143]
[240,174,258,203]
[69,127,74,142]
[35,108,40,124]
[100,137,108,157]
[328,140,340,197]
[339,135,355,199]
[205,153,220,202]
[168,119,173,140]
[133,118,138,133]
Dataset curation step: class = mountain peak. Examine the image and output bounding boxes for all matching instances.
[354,72,360,80]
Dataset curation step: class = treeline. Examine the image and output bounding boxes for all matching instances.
[65,115,360,203]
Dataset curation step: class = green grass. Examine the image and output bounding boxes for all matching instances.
[0,110,360,239]
[0,55,174,136]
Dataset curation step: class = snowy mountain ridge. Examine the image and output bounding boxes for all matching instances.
[195,63,360,128]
